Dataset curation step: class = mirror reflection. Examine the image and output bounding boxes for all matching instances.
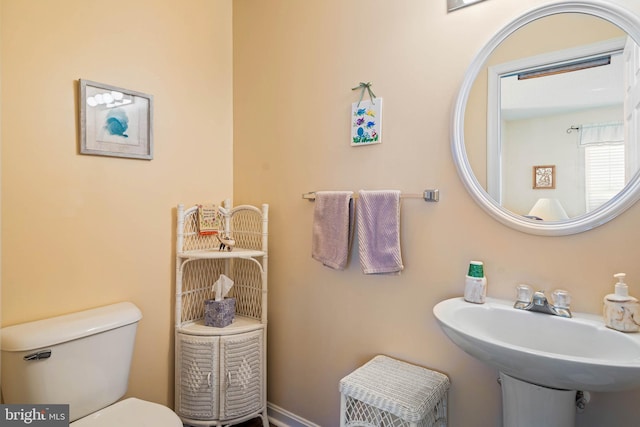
[465,13,639,221]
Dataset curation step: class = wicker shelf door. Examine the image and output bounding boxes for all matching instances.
[176,335,220,420]
[219,329,264,420]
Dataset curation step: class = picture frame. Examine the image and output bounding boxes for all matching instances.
[533,165,555,189]
[79,79,153,160]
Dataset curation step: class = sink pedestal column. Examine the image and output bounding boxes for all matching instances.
[500,372,577,427]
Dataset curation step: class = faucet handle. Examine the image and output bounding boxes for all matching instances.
[552,289,571,309]
[516,284,533,302]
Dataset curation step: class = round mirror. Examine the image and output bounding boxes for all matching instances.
[452,0,640,235]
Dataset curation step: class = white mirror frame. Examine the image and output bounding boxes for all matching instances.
[452,0,640,236]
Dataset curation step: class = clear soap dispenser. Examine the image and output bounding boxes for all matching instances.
[603,273,640,332]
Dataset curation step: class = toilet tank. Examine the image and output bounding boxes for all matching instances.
[1,302,143,422]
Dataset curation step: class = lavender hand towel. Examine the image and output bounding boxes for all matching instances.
[357,190,404,274]
[312,191,354,270]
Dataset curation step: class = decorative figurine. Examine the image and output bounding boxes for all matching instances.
[216,232,235,251]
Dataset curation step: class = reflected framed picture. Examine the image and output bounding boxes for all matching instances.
[79,79,153,160]
[533,165,555,189]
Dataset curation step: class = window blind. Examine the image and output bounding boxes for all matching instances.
[585,143,625,212]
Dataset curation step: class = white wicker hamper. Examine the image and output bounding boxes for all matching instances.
[339,355,450,427]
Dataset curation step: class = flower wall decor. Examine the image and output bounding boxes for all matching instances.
[533,165,556,189]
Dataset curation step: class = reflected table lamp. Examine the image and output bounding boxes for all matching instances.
[447,0,488,12]
[526,198,569,221]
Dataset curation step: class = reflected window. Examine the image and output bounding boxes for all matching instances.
[585,142,625,211]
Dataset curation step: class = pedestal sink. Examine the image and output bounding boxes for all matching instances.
[433,297,640,427]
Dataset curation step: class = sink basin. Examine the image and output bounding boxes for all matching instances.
[433,297,640,392]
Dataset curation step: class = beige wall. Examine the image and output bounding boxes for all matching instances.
[233,1,640,426]
[1,0,233,406]
[4,1,640,426]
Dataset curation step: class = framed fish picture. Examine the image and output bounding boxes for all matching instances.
[79,79,154,160]
[351,98,382,146]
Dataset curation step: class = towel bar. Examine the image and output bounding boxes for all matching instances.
[302,190,439,202]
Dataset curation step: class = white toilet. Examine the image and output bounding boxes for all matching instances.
[1,302,183,426]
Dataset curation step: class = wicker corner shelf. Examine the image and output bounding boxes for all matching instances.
[175,202,269,427]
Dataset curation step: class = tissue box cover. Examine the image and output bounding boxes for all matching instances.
[204,298,236,327]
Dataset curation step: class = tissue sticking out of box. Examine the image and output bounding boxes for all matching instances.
[213,274,234,301]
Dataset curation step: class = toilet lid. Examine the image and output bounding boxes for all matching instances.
[70,398,182,427]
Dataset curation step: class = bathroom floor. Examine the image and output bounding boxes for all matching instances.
[237,417,274,427]
[184,415,273,427]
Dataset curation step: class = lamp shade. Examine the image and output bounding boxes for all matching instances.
[527,198,569,221]
[447,0,487,12]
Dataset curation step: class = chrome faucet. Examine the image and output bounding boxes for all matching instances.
[514,285,572,318]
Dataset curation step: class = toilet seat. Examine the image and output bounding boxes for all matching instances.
[70,397,182,427]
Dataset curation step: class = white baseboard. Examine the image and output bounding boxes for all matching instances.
[267,402,321,427]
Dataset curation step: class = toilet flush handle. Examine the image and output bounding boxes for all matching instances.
[23,350,52,361]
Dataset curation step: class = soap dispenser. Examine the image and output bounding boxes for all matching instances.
[603,273,640,332]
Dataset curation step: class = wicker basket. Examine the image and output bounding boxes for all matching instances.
[339,355,450,427]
